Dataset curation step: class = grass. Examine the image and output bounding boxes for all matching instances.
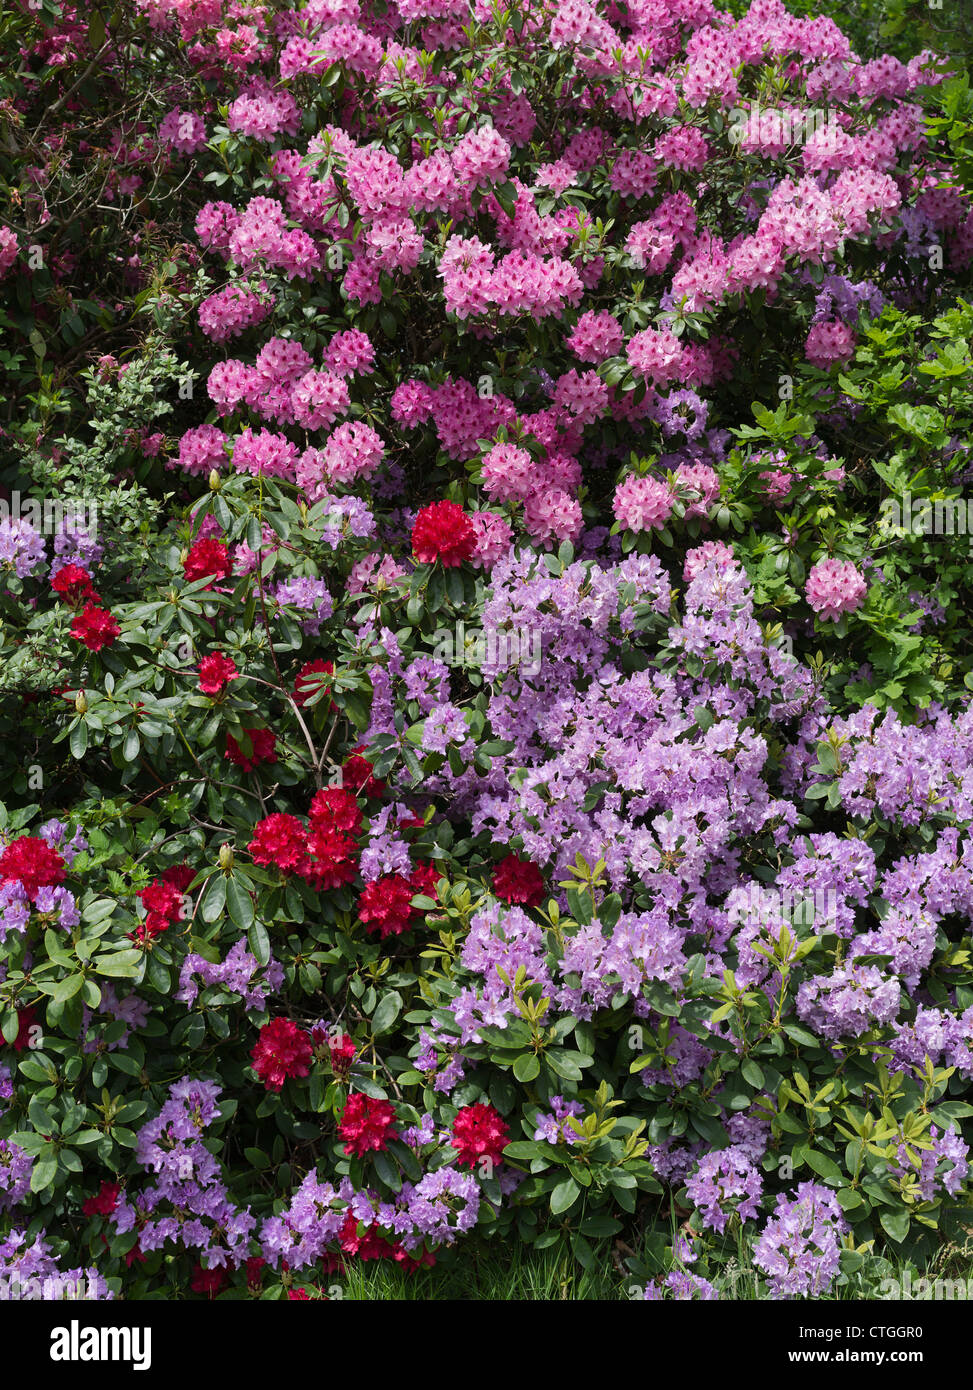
[303,1227,973,1301]
[332,1241,629,1301]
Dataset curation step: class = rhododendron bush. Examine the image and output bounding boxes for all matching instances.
[0,0,972,1303]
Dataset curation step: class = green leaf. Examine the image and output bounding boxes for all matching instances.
[880,1209,910,1243]
[225,876,254,929]
[550,1177,580,1215]
[803,1148,842,1182]
[371,991,401,1037]
[513,1052,540,1082]
[110,1052,142,1077]
[372,1149,402,1191]
[30,1154,58,1194]
[783,1023,821,1049]
[741,1059,764,1088]
[69,721,88,759]
[503,1140,551,1162]
[200,874,226,923]
[836,1187,864,1211]
[248,920,270,968]
[49,974,84,1005]
[93,949,142,978]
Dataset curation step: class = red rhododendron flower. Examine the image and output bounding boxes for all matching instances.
[412,500,476,567]
[198,652,239,694]
[358,874,417,938]
[397,1249,437,1273]
[0,836,66,899]
[69,603,121,652]
[11,1004,39,1052]
[162,864,195,894]
[492,853,545,908]
[245,1256,266,1291]
[451,1103,509,1169]
[249,813,307,872]
[251,1017,314,1091]
[288,1287,311,1300]
[82,1180,121,1218]
[190,1263,228,1296]
[51,564,99,606]
[342,749,386,799]
[338,1212,398,1260]
[134,867,192,939]
[133,865,193,940]
[338,1093,397,1156]
[293,658,335,710]
[308,787,362,837]
[302,826,359,890]
[410,860,441,902]
[137,879,181,920]
[226,726,277,770]
[183,538,231,585]
[328,1032,357,1077]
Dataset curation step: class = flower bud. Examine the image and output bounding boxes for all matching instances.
[218,843,234,873]
[75,690,87,714]
[208,470,221,492]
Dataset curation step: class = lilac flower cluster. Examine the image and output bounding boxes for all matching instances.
[810,272,886,324]
[796,965,901,1042]
[752,1183,847,1299]
[52,521,103,570]
[358,803,417,882]
[414,1027,467,1093]
[533,1095,584,1146]
[0,519,46,578]
[176,940,283,1011]
[0,1138,33,1212]
[889,1005,973,1080]
[317,494,376,548]
[791,704,973,828]
[384,1168,480,1250]
[259,1162,480,1269]
[643,1271,719,1300]
[414,553,812,906]
[260,1170,349,1269]
[685,1147,764,1233]
[890,1124,970,1200]
[111,1078,255,1271]
[38,817,89,864]
[273,576,333,635]
[0,1229,112,1301]
[0,881,80,940]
